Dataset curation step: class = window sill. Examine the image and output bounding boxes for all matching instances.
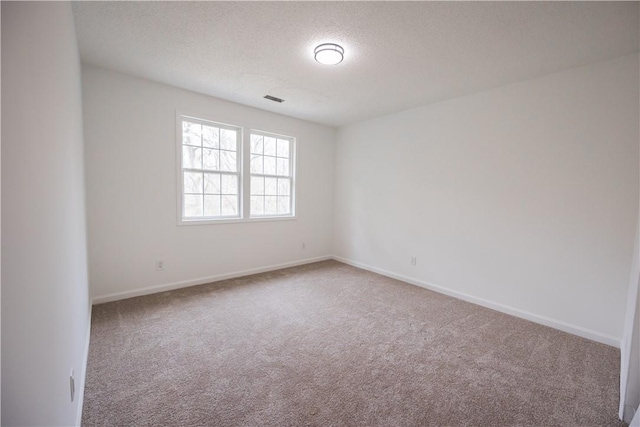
[177,216,297,226]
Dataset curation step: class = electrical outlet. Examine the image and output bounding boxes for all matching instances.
[70,368,75,402]
[410,256,417,266]
[156,260,165,271]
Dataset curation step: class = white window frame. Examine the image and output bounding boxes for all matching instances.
[249,130,296,219]
[176,114,243,225]
[176,112,297,225]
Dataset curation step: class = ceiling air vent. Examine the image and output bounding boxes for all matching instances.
[264,95,284,103]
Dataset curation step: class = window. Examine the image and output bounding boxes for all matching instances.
[179,116,240,221]
[177,114,295,224]
[250,132,294,217]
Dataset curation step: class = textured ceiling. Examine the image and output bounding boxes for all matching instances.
[72,2,639,127]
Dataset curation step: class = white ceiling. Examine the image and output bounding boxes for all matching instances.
[72,1,639,127]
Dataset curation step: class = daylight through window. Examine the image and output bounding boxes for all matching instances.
[180,117,240,219]
[178,115,295,223]
[250,133,294,216]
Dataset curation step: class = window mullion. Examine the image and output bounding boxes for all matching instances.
[252,172,289,179]
[242,129,250,219]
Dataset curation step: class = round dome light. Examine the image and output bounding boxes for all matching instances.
[314,43,344,65]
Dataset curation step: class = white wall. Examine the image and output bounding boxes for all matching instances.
[334,54,639,344]
[1,3,4,422]
[82,65,335,301]
[620,164,640,422]
[622,282,640,422]
[1,2,90,425]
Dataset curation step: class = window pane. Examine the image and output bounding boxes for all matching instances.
[264,156,276,175]
[251,196,264,215]
[204,195,221,216]
[184,195,203,217]
[203,126,219,148]
[277,196,290,214]
[204,173,221,194]
[250,154,263,174]
[183,146,202,169]
[203,148,219,171]
[221,195,238,216]
[264,196,277,215]
[251,134,263,154]
[276,158,289,176]
[264,177,277,195]
[220,129,236,151]
[251,176,264,195]
[277,178,290,196]
[277,139,289,158]
[264,137,276,156]
[183,172,203,194]
[221,174,238,195]
[181,122,293,221]
[220,151,236,172]
[183,122,202,146]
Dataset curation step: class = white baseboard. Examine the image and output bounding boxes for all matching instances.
[332,255,621,348]
[91,255,332,305]
[90,253,620,347]
[75,302,92,426]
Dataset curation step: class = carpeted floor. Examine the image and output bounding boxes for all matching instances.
[82,260,624,426]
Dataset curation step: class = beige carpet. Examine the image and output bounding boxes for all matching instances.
[82,260,623,426]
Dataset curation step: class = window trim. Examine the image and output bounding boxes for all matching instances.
[175,112,297,226]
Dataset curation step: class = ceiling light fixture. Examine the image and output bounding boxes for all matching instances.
[314,43,344,65]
